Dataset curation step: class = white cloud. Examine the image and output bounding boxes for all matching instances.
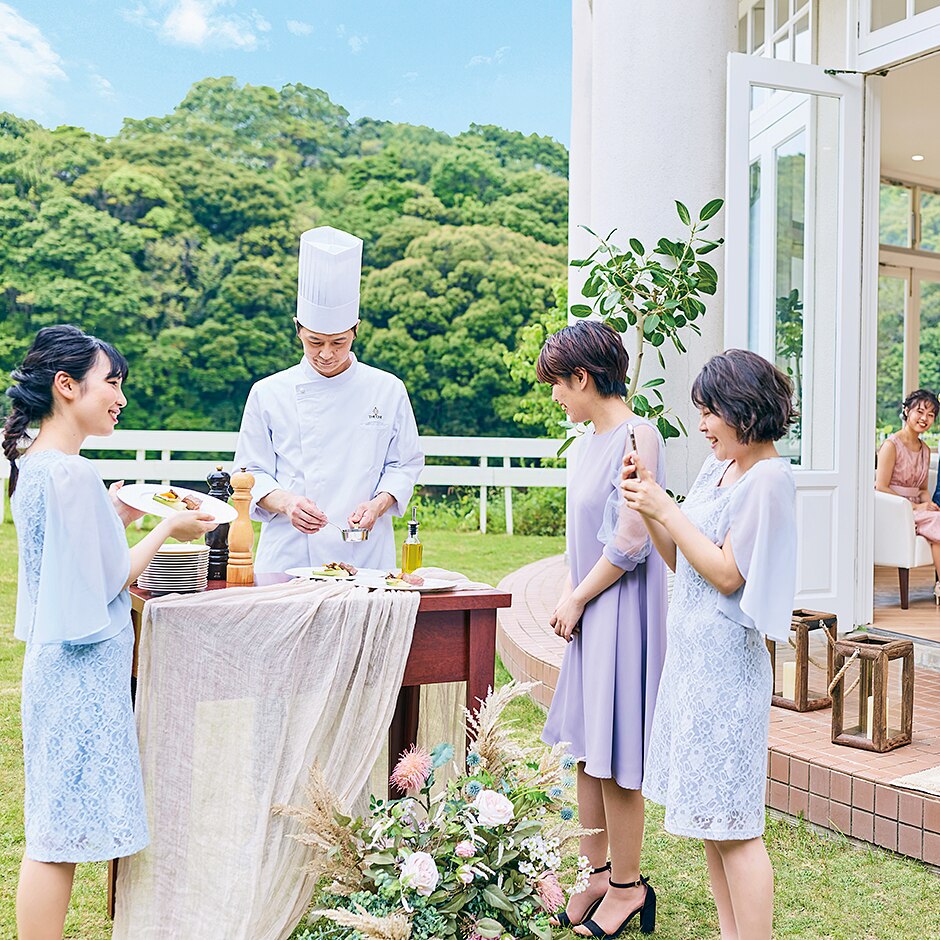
[390,96,402,106]
[402,71,418,82]
[467,45,509,67]
[0,3,66,112]
[286,19,312,36]
[347,34,367,54]
[91,72,115,99]
[335,22,345,37]
[128,1,270,51]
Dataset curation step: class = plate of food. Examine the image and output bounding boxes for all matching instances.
[116,483,237,524]
[358,571,458,593]
[286,562,358,580]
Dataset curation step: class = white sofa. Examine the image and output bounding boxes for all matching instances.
[874,460,937,609]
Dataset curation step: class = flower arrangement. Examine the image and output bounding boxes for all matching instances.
[279,682,591,940]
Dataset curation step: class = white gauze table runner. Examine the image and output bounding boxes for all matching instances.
[113,579,420,940]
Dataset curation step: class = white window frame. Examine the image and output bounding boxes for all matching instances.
[851,0,940,70]
[738,0,815,62]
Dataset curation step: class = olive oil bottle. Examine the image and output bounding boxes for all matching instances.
[401,507,423,573]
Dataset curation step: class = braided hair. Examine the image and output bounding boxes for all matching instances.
[3,325,128,494]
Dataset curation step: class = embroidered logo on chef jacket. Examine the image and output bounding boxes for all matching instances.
[368,407,383,420]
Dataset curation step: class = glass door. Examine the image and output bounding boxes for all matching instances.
[726,53,864,628]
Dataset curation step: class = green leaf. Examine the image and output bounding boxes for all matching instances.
[483,885,515,912]
[699,198,724,221]
[606,316,628,332]
[529,920,552,940]
[363,851,396,866]
[628,237,645,255]
[697,240,721,254]
[675,200,691,225]
[697,260,718,280]
[643,314,661,335]
[440,892,473,914]
[632,394,650,414]
[556,435,576,457]
[642,377,665,388]
[571,304,592,318]
[431,742,455,769]
[475,918,504,938]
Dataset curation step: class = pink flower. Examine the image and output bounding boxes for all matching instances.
[390,746,433,793]
[536,871,565,912]
[457,864,475,884]
[455,840,475,858]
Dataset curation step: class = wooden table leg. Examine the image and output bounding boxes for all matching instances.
[467,609,497,722]
[388,685,421,796]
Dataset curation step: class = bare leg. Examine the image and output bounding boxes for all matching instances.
[704,841,739,939]
[709,838,774,940]
[930,543,940,597]
[17,857,75,940]
[574,782,646,936]
[553,764,608,925]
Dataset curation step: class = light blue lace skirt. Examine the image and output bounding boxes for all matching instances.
[21,622,149,862]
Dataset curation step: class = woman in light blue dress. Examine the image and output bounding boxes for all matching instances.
[5,325,217,939]
[622,350,797,940]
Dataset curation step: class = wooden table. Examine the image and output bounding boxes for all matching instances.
[110,574,512,917]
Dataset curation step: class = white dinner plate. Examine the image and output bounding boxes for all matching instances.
[355,575,458,593]
[117,484,237,524]
[285,565,355,580]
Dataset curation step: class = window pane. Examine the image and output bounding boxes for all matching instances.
[775,131,806,463]
[871,0,907,30]
[920,281,940,412]
[774,31,792,59]
[775,0,790,30]
[880,181,912,247]
[749,160,762,351]
[876,275,906,434]
[739,14,749,52]
[794,13,811,62]
[920,190,940,252]
[915,0,940,12]
[752,0,766,50]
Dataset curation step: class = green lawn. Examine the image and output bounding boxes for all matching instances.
[1,515,939,938]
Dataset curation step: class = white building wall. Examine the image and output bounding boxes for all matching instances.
[569,0,739,491]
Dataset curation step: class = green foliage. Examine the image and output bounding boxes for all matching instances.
[570,199,724,440]
[0,77,568,436]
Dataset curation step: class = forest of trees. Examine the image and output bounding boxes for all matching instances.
[0,77,569,436]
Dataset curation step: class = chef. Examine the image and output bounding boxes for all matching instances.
[233,226,424,572]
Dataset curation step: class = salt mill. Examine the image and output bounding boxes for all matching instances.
[205,464,231,581]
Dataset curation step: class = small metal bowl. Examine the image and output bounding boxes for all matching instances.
[340,527,369,542]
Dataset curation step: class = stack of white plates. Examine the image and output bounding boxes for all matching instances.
[138,543,210,594]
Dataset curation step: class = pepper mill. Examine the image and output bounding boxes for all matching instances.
[226,467,255,585]
[206,465,231,581]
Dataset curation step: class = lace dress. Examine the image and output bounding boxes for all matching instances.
[13,449,148,862]
[642,455,796,840]
[541,419,667,789]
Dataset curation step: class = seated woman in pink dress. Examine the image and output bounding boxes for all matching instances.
[876,388,940,603]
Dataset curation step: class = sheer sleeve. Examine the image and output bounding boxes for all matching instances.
[716,460,797,642]
[598,423,660,571]
[31,456,131,645]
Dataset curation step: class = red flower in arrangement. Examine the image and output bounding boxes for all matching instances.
[389,745,433,792]
[536,871,565,912]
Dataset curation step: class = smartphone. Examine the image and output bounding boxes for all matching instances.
[628,426,638,454]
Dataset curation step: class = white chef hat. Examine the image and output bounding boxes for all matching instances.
[296,226,363,333]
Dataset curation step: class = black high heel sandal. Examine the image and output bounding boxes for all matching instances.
[552,862,611,929]
[577,875,656,937]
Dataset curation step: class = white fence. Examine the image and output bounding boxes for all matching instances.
[65,430,567,535]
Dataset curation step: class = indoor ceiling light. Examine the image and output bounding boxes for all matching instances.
[912,154,926,161]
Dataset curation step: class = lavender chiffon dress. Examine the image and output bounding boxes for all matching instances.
[541,419,667,790]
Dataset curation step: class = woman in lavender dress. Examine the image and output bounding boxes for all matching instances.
[537,321,666,937]
[623,350,797,940]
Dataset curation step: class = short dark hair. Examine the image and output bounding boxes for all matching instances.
[902,389,939,420]
[691,349,797,444]
[536,320,629,398]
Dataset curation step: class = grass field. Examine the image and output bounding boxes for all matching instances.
[1,515,939,938]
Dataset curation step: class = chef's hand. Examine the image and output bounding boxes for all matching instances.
[621,453,672,522]
[550,592,585,643]
[348,493,395,531]
[109,481,145,528]
[287,495,328,534]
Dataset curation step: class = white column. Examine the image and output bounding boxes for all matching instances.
[573,0,738,492]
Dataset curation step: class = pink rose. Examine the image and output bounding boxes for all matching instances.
[455,840,475,858]
[400,851,440,896]
[457,865,475,884]
[473,789,515,827]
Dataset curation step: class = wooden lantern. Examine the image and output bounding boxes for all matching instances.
[831,634,914,752]
[766,609,837,712]
[226,467,255,585]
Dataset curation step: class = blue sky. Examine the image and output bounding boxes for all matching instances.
[0,1,572,144]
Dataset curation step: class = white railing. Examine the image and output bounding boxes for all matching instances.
[62,430,566,535]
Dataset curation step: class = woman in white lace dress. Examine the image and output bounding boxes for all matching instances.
[622,350,797,940]
[5,326,216,939]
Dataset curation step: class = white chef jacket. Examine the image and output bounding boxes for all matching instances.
[233,353,424,572]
